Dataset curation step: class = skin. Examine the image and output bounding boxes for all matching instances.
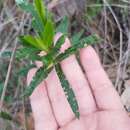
[27,37,130,130]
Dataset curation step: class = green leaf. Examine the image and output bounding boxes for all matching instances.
[34,0,46,25]
[19,35,37,47]
[41,35,66,66]
[55,34,100,63]
[15,47,40,60]
[71,30,84,45]
[16,0,32,12]
[56,16,69,33]
[19,35,48,52]
[54,35,66,53]
[55,64,80,118]
[79,34,101,48]
[0,83,4,96]
[50,34,66,56]
[23,67,53,97]
[31,18,40,32]
[16,0,44,34]
[1,51,12,58]
[0,111,12,121]
[1,47,40,60]
[18,64,36,77]
[16,0,55,52]
[41,53,53,67]
[42,20,55,48]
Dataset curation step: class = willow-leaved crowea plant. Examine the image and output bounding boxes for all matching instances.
[14,0,100,119]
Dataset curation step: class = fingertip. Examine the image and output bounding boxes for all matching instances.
[80,46,94,56]
[80,46,123,110]
[27,68,37,86]
[35,61,43,68]
[60,37,71,52]
[80,46,103,74]
[27,71,58,130]
[27,68,42,100]
[80,46,100,65]
[54,32,63,44]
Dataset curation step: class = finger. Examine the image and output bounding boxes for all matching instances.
[27,68,58,130]
[45,62,75,127]
[60,38,96,114]
[45,34,75,126]
[80,46,124,110]
[45,37,96,127]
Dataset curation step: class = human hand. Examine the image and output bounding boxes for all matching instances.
[27,37,130,130]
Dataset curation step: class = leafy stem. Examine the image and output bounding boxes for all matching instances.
[14,0,100,118]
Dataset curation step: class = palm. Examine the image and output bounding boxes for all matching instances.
[59,110,130,130]
[27,38,130,130]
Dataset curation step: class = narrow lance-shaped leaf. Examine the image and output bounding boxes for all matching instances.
[19,35,48,52]
[41,53,53,67]
[18,64,36,77]
[41,35,66,66]
[55,34,100,63]
[51,34,66,56]
[31,18,39,32]
[71,30,84,45]
[22,67,53,97]
[55,64,80,118]
[15,47,40,60]
[19,35,37,48]
[34,0,46,25]
[1,47,40,61]
[56,16,69,33]
[42,20,55,48]
[15,0,44,35]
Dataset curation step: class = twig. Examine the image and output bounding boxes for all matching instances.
[122,1,130,81]
[0,40,17,111]
[0,17,17,29]
[0,13,26,111]
[86,4,129,8]
[22,86,28,130]
[103,1,107,65]
[123,32,130,76]
[121,0,129,3]
[103,0,123,92]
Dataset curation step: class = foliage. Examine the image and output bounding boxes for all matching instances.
[0,111,12,121]
[56,16,69,34]
[55,64,80,118]
[14,0,100,118]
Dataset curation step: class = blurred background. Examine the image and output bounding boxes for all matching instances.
[0,0,130,129]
